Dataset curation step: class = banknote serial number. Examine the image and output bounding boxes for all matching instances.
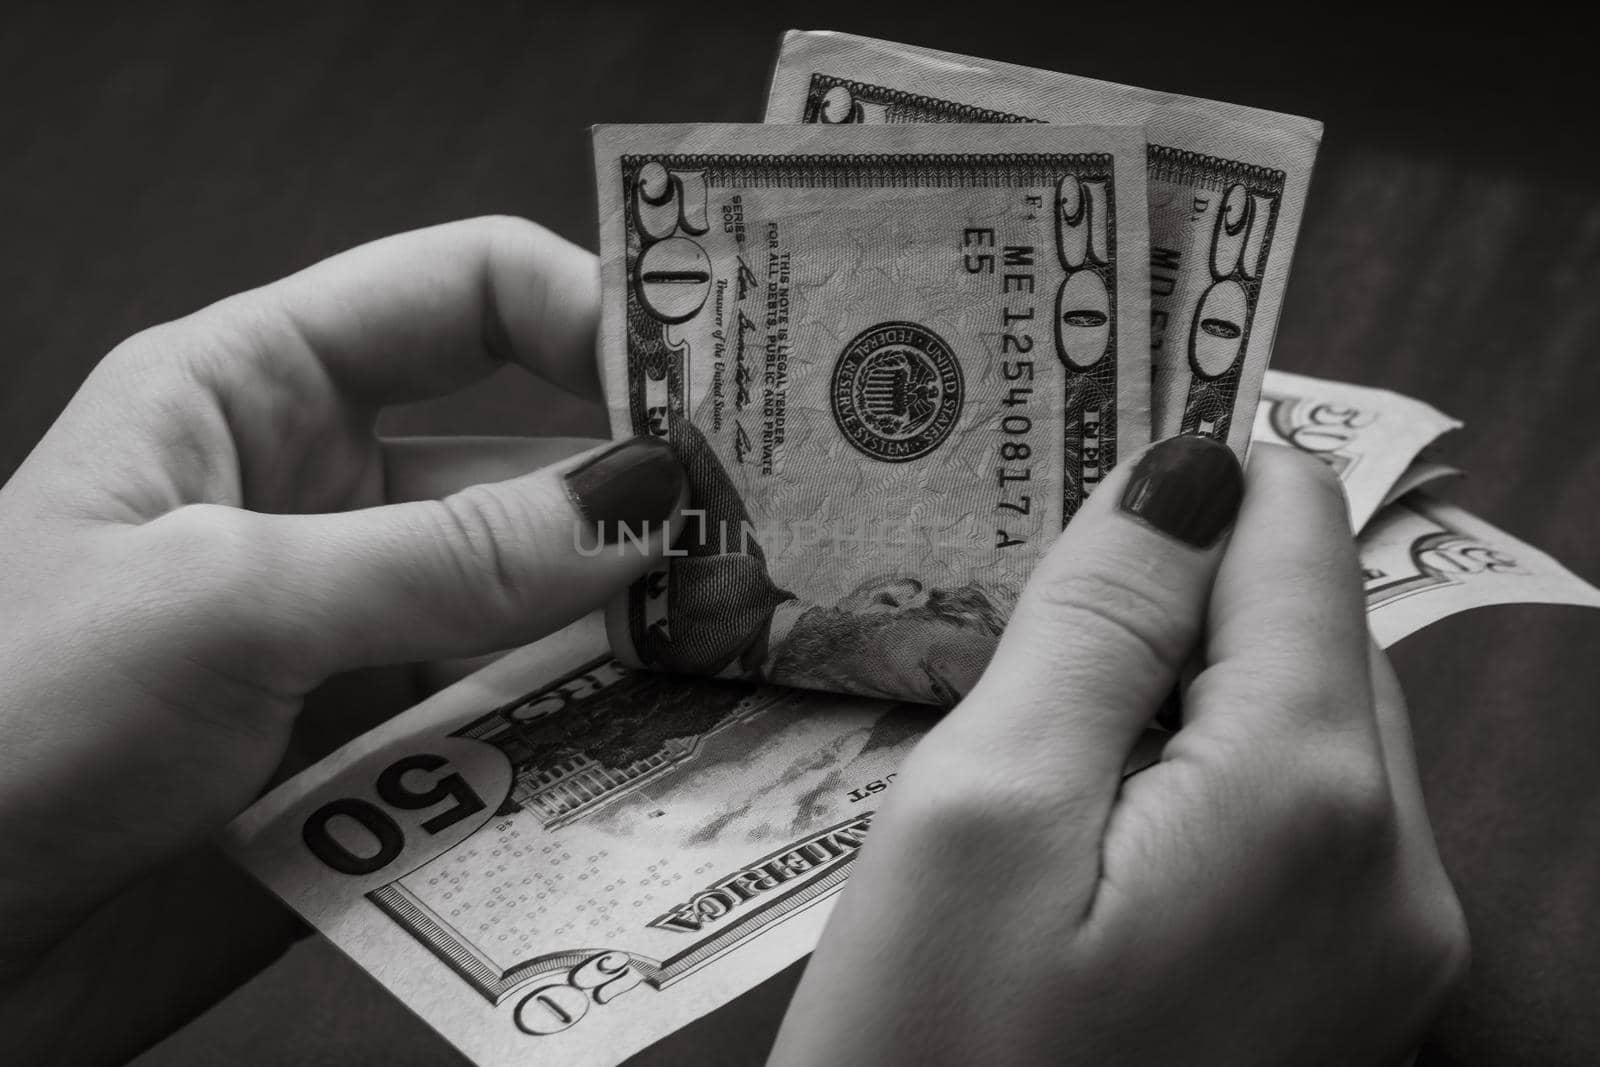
[963,227,1043,549]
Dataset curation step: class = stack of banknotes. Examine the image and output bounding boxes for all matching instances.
[226,31,1600,1067]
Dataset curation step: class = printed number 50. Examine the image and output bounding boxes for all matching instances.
[301,753,484,876]
[633,161,712,324]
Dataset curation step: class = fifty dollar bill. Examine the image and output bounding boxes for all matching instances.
[595,122,1150,703]
[228,485,1600,1067]
[227,614,925,1067]
[766,29,1323,456]
[1253,368,1462,531]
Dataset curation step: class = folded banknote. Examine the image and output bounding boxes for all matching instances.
[594,121,1150,704]
[1254,368,1462,530]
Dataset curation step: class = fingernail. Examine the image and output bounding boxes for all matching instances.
[564,436,685,546]
[1119,434,1244,548]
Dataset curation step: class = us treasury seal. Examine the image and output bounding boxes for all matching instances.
[830,322,964,463]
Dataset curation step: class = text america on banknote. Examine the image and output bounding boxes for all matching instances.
[594,123,1149,703]
[766,30,1322,455]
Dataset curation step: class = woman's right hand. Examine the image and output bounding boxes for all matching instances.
[769,435,1468,1066]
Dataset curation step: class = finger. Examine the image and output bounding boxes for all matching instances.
[1090,457,1389,945]
[1116,444,1385,922]
[947,434,1244,792]
[210,216,600,404]
[139,436,684,687]
[1107,447,1382,889]
[1181,443,1375,746]
[381,435,603,503]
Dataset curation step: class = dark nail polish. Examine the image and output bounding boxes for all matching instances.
[564,436,685,545]
[1118,434,1244,548]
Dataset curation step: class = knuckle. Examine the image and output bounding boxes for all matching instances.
[1417,886,1472,995]
[894,746,1028,834]
[470,214,557,258]
[1376,860,1472,1008]
[124,504,291,651]
[432,485,550,618]
[890,736,1094,847]
[1290,747,1397,859]
[1228,669,1374,738]
[97,303,280,398]
[435,488,517,597]
[94,324,188,386]
[1279,681,1360,729]
[1023,567,1182,672]
[100,504,313,706]
[468,212,538,234]
[145,504,268,600]
[883,737,1108,914]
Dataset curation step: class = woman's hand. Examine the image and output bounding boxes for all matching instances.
[769,436,1468,1066]
[0,218,682,1003]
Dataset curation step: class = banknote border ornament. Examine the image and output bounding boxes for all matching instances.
[800,73,1038,125]
[1363,499,1530,610]
[830,321,964,462]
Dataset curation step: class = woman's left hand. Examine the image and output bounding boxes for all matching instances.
[0,217,684,1060]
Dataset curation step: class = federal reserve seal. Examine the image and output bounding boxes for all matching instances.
[830,322,964,463]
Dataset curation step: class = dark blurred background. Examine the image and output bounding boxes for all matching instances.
[4,2,1597,1064]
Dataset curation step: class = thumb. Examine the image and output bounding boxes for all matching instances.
[250,435,684,682]
[952,434,1243,790]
